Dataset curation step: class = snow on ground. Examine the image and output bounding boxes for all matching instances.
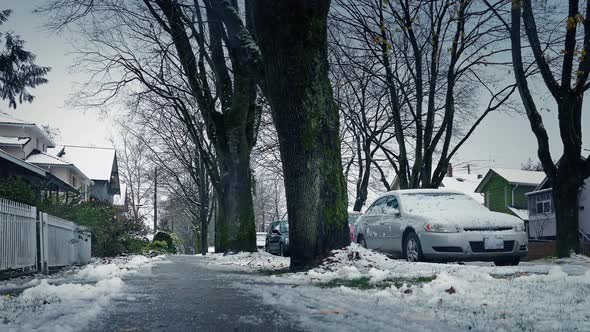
[206,245,590,331]
[0,255,165,332]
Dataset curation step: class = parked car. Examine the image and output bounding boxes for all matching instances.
[348,211,363,243]
[354,189,528,266]
[256,232,266,249]
[265,220,289,256]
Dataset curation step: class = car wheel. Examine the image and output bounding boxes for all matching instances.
[494,257,520,266]
[404,233,423,262]
[358,236,367,249]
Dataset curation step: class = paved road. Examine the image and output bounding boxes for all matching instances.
[87,255,301,332]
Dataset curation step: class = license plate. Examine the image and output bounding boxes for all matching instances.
[484,238,504,250]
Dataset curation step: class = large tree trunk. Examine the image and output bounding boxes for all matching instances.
[253,0,350,269]
[554,94,583,256]
[214,145,256,253]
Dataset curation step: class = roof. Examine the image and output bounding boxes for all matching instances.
[26,151,72,166]
[0,136,30,146]
[0,148,47,176]
[0,112,56,147]
[50,145,117,181]
[0,112,35,126]
[26,151,93,183]
[507,206,529,221]
[475,168,546,193]
[440,173,484,204]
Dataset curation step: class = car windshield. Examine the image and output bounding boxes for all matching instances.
[401,192,486,214]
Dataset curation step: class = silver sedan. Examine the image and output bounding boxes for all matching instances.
[354,189,528,266]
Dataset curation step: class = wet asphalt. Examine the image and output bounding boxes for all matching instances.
[86,255,301,332]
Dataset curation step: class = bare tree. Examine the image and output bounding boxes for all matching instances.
[331,0,517,191]
[114,128,154,229]
[496,0,590,256]
[40,0,261,252]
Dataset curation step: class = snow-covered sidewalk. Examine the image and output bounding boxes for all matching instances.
[0,255,165,331]
[205,245,590,331]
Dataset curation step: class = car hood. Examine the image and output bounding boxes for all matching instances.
[406,210,523,229]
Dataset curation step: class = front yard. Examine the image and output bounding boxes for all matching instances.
[207,245,590,331]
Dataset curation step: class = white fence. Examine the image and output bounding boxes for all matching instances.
[0,198,37,272]
[0,198,92,274]
[40,213,91,268]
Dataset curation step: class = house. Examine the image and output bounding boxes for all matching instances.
[49,145,120,204]
[525,172,590,240]
[0,112,92,198]
[113,183,128,212]
[475,168,546,225]
[390,164,485,204]
[439,165,484,204]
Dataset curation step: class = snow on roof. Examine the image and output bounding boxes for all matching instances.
[0,112,56,147]
[492,168,546,185]
[475,168,546,193]
[507,206,530,221]
[441,173,485,204]
[26,151,72,166]
[54,145,116,181]
[26,151,93,183]
[0,136,30,146]
[0,112,34,125]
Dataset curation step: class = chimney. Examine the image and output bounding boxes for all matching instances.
[447,163,453,177]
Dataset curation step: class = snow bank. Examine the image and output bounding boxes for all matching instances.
[208,244,590,331]
[205,251,290,271]
[0,255,163,331]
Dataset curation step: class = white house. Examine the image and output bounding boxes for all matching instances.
[526,174,590,239]
[49,145,120,204]
[0,112,93,198]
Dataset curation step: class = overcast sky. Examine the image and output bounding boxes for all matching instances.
[1,1,588,173]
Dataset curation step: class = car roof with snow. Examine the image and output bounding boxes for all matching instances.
[368,188,468,204]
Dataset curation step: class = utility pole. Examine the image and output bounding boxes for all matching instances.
[153,167,158,233]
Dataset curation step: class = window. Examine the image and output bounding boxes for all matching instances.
[72,176,78,188]
[531,192,552,215]
[366,198,387,215]
[384,196,400,215]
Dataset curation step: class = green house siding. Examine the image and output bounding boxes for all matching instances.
[481,174,537,216]
[484,176,510,214]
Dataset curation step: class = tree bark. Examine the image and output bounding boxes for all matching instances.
[253,0,350,269]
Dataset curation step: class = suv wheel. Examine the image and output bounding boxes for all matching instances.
[404,233,423,262]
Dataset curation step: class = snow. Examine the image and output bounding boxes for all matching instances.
[440,173,484,204]
[51,145,116,181]
[491,168,546,185]
[507,206,530,221]
[0,136,30,146]
[25,151,72,166]
[206,245,590,331]
[0,255,164,331]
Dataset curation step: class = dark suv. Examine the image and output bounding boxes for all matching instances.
[265,220,289,256]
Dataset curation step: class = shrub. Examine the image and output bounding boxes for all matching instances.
[151,231,177,254]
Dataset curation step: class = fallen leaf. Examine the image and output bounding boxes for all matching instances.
[445,286,456,294]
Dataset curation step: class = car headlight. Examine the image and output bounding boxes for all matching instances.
[515,223,526,232]
[424,223,459,233]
